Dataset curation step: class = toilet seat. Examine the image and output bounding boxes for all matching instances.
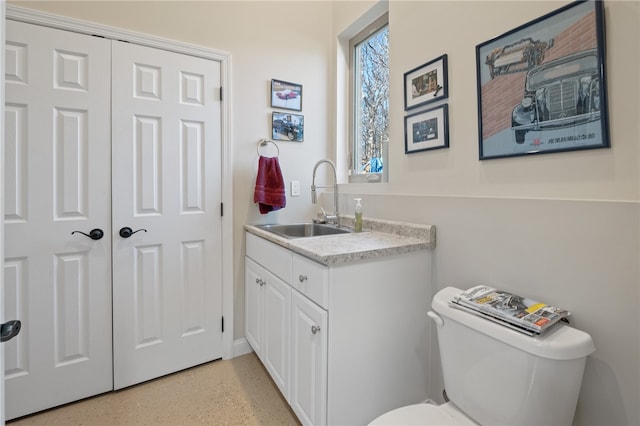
[369,402,478,425]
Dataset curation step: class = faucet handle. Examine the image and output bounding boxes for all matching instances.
[313,207,327,224]
[324,214,338,225]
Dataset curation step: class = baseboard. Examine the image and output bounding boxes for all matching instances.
[233,338,253,358]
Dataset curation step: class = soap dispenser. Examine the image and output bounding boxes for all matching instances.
[354,198,363,232]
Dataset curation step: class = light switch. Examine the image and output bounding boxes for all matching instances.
[291,180,300,197]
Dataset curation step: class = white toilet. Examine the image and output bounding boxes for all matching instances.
[370,286,595,426]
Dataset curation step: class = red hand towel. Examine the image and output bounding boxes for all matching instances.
[254,156,286,214]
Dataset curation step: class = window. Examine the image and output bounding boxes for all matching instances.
[349,14,389,183]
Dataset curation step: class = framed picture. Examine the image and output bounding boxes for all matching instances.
[272,112,304,142]
[405,104,449,154]
[476,0,609,160]
[404,54,448,111]
[270,79,302,111]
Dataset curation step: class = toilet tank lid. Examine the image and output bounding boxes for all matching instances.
[432,287,595,360]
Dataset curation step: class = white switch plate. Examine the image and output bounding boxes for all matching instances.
[291,180,300,197]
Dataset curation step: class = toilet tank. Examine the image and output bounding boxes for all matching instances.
[431,287,595,426]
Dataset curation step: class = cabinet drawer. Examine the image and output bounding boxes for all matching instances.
[246,233,292,283]
[292,254,328,309]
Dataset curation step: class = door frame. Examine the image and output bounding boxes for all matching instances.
[1,3,6,423]
[4,4,235,361]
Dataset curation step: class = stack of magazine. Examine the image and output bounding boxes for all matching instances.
[450,285,571,336]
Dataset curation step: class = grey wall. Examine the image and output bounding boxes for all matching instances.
[338,192,639,426]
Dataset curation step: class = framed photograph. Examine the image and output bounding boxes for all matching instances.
[405,104,449,154]
[404,54,448,111]
[270,79,302,111]
[272,112,304,142]
[476,0,609,160]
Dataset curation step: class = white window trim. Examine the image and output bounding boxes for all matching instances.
[335,2,389,185]
[349,13,388,184]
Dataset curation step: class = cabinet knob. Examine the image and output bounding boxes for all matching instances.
[311,325,321,335]
[256,278,266,286]
[299,274,308,283]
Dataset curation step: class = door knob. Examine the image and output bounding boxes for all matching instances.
[119,227,148,238]
[1,320,21,343]
[71,228,104,240]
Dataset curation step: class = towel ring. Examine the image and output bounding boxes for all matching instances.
[257,138,280,157]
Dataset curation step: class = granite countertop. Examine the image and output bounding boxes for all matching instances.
[244,216,436,266]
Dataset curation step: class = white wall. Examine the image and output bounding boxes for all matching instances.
[8,1,640,425]
[333,1,640,425]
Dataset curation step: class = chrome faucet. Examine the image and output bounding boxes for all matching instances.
[311,159,339,225]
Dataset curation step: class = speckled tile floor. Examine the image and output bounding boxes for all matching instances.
[8,352,300,426]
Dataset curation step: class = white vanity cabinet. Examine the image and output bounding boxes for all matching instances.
[245,231,430,425]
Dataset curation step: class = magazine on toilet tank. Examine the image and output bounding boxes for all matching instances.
[450,285,571,336]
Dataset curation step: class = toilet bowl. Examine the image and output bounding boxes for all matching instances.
[369,286,595,426]
[370,401,477,425]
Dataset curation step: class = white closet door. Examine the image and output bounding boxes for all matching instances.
[4,20,112,420]
[111,40,223,389]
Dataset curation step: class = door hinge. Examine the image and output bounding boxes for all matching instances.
[219,87,223,101]
[220,202,224,217]
[221,316,224,333]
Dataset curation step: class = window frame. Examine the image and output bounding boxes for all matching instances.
[348,12,389,184]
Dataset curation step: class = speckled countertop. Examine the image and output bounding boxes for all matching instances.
[244,216,435,266]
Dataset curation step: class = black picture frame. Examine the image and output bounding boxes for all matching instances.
[272,112,304,142]
[404,54,448,111]
[476,0,609,160]
[270,79,302,112]
[405,104,449,154]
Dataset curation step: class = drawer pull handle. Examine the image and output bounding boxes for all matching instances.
[256,278,266,286]
[299,275,308,282]
[311,325,321,335]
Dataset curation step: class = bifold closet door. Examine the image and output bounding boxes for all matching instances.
[4,20,113,420]
[111,40,224,390]
[4,20,224,417]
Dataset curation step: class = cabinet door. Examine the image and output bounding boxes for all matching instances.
[290,292,328,426]
[263,273,291,399]
[245,257,264,357]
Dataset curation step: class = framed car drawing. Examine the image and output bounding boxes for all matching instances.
[271,79,302,111]
[476,0,609,160]
[272,112,304,142]
[404,54,448,111]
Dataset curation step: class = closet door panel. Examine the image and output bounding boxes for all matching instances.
[111,40,223,390]
[4,20,112,421]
